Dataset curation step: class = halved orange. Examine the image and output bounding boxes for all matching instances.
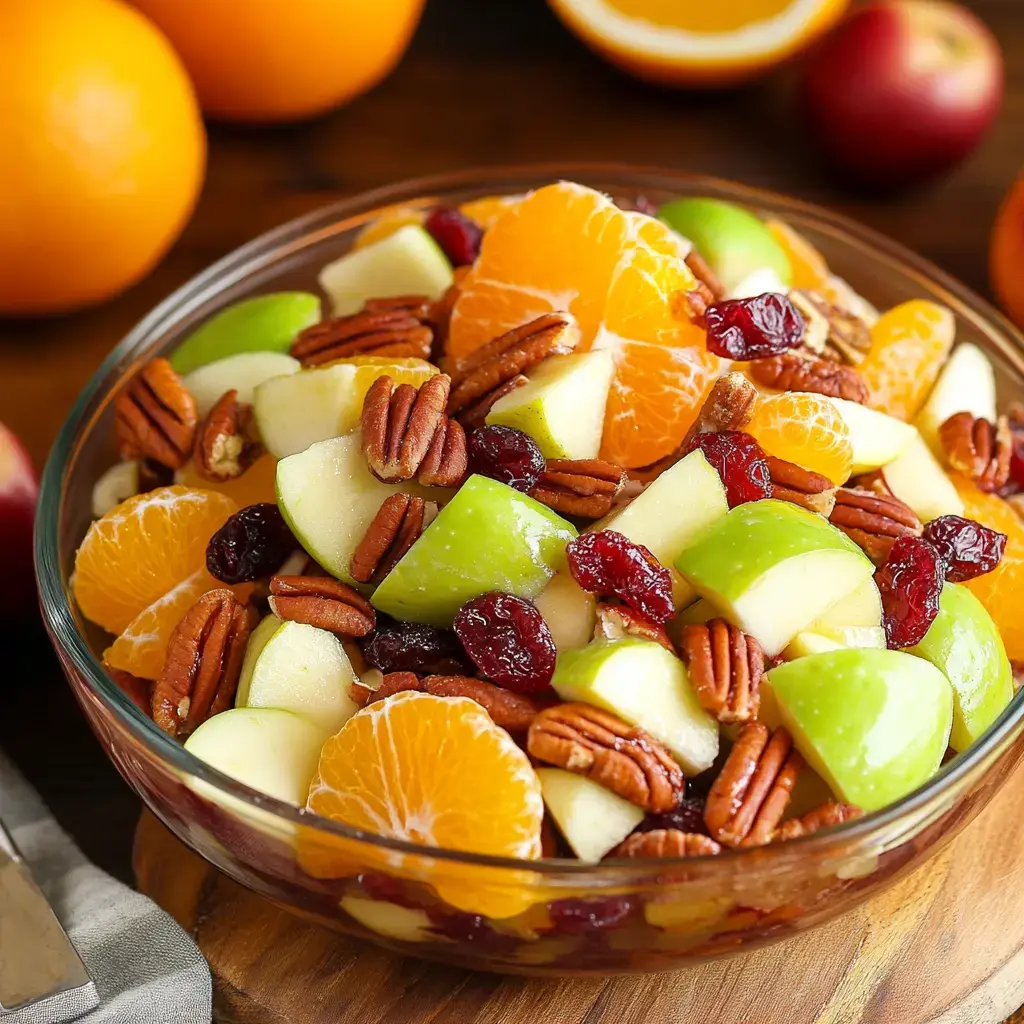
[72,486,238,635]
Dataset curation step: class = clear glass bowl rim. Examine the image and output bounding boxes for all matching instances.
[35,161,1024,878]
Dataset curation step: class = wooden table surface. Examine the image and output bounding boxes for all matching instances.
[2,0,1024,1014]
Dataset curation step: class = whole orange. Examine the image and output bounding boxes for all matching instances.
[129,0,426,123]
[0,0,205,316]
[991,172,1024,330]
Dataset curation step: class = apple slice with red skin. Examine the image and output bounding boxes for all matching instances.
[0,422,38,617]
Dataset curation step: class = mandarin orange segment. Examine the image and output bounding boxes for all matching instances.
[860,299,955,421]
[747,392,853,485]
[766,219,829,292]
[353,205,426,250]
[72,486,238,635]
[459,194,521,230]
[176,453,278,507]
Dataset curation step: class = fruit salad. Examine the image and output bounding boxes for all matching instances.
[77,182,1022,930]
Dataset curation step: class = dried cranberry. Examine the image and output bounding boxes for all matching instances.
[355,873,423,910]
[635,796,708,837]
[424,206,483,266]
[1011,433,1024,491]
[684,430,772,508]
[426,909,519,951]
[631,195,660,216]
[921,515,1007,582]
[453,593,556,693]
[874,536,944,648]
[548,896,635,934]
[362,619,468,676]
[467,425,545,493]
[704,293,805,360]
[206,503,296,583]
[566,530,675,625]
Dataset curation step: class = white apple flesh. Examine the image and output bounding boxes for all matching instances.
[882,431,965,522]
[183,351,300,418]
[340,897,434,943]
[91,461,139,519]
[532,571,596,652]
[915,343,997,454]
[824,396,916,474]
[0,422,38,617]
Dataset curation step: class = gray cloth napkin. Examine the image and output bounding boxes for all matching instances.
[0,750,212,1024]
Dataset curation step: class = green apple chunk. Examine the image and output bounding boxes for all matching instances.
[813,577,882,630]
[675,499,874,656]
[881,431,964,522]
[594,450,728,607]
[783,632,846,659]
[237,620,358,735]
[319,225,454,316]
[236,614,282,705]
[341,897,433,942]
[824,397,916,475]
[183,351,300,418]
[916,343,997,455]
[486,351,613,459]
[533,571,596,652]
[536,768,643,863]
[184,707,327,806]
[729,266,788,300]
[171,292,321,375]
[372,475,576,626]
[766,649,953,812]
[552,637,718,774]
[909,583,1013,752]
[657,198,792,295]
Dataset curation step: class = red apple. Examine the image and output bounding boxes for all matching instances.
[800,1,1003,188]
[0,422,39,617]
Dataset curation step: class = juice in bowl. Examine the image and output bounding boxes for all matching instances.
[37,168,1024,974]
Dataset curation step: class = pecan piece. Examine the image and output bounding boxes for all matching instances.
[114,357,197,469]
[612,829,722,859]
[749,351,869,404]
[684,249,725,301]
[593,602,675,653]
[361,374,467,486]
[792,290,873,365]
[152,590,256,737]
[767,456,837,516]
[684,372,758,449]
[193,389,263,482]
[829,486,922,564]
[430,267,469,359]
[787,291,830,355]
[529,459,625,519]
[528,703,685,812]
[773,802,862,842]
[290,296,433,366]
[445,313,579,420]
[455,374,528,432]
[939,412,1012,493]
[349,493,436,584]
[678,619,763,725]
[268,575,376,636]
[704,723,803,848]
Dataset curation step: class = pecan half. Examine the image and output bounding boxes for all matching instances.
[611,829,722,859]
[792,290,873,365]
[939,412,1012,493]
[749,351,869,404]
[290,296,433,366]
[349,493,436,584]
[593,602,675,653]
[193,389,263,481]
[529,459,625,519]
[114,357,197,469]
[685,372,758,447]
[528,703,685,812]
[361,374,467,486]
[774,802,862,842]
[678,619,763,725]
[829,487,922,564]
[684,250,725,301]
[767,456,837,516]
[787,291,830,355]
[445,313,579,421]
[456,375,528,432]
[430,267,469,359]
[268,575,375,636]
[704,724,803,848]
[152,590,256,737]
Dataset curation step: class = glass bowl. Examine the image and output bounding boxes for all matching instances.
[36,165,1024,975]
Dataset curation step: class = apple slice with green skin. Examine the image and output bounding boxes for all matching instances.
[183,351,300,418]
[909,582,1013,751]
[766,649,952,812]
[675,499,875,657]
[728,266,788,300]
[319,225,454,316]
[881,431,964,522]
[236,620,358,735]
[485,351,613,459]
[171,292,321,375]
[536,768,643,863]
[372,475,576,627]
[657,198,792,295]
[783,632,847,659]
[593,450,728,607]
[551,637,718,774]
[916,343,997,454]
[236,614,282,705]
[824,397,916,474]
[341,897,433,943]
[533,571,596,652]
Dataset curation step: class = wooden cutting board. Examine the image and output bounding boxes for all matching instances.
[134,773,1024,1024]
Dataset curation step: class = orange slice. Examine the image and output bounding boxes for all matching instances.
[860,300,956,422]
[72,486,238,635]
[176,453,278,507]
[766,219,830,292]
[747,391,853,485]
[459,194,521,230]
